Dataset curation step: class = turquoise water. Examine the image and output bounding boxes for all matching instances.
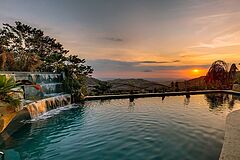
[1,94,240,160]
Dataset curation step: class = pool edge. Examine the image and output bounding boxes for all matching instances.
[219,109,240,160]
[84,90,240,101]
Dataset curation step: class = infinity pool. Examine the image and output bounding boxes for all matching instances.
[1,94,240,160]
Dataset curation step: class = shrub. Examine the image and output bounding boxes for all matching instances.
[0,75,21,106]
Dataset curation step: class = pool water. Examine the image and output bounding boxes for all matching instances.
[1,94,240,160]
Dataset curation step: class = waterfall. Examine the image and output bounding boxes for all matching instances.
[0,72,72,139]
[0,72,71,119]
[0,72,65,100]
[20,73,64,100]
[25,94,71,119]
[10,72,70,119]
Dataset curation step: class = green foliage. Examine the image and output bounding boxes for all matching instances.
[0,21,68,72]
[0,75,20,106]
[0,75,15,92]
[205,60,238,89]
[0,21,94,96]
[61,55,93,77]
[0,21,93,72]
[234,73,240,84]
[93,81,112,95]
[205,60,228,85]
[0,22,45,71]
[62,55,93,96]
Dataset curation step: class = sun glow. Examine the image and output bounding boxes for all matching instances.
[192,69,200,74]
[181,68,207,79]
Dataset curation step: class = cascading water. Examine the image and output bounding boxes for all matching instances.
[0,72,65,100]
[0,72,72,144]
[0,72,71,120]
[23,73,64,100]
[26,94,71,119]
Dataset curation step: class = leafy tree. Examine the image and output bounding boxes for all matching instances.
[205,60,228,89]
[61,55,93,77]
[205,60,239,89]
[0,21,94,97]
[93,81,112,95]
[62,55,93,94]
[0,21,68,71]
[0,46,15,71]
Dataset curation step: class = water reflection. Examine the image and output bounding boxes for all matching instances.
[161,96,165,101]
[184,94,191,106]
[129,97,134,102]
[128,98,135,112]
[99,99,111,105]
[205,94,240,111]
[0,95,237,160]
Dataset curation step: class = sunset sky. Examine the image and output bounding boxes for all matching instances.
[1,0,240,80]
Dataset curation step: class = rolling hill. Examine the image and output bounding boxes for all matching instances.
[87,77,169,94]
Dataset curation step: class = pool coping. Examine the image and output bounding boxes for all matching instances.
[219,109,240,160]
[84,90,240,101]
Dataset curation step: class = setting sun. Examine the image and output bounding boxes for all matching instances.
[192,69,200,74]
[183,68,207,79]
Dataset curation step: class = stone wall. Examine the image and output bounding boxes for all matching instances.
[0,102,17,133]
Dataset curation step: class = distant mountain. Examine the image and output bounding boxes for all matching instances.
[108,78,169,92]
[87,77,101,86]
[87,70,240,94]
[177,76,207,90]
[87,77,169,94]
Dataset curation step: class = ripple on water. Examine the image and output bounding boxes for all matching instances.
[1,94,239,160]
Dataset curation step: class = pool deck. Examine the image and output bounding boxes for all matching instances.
[85,90,240,160]
[84,90,240,101]
[220,109,240,160]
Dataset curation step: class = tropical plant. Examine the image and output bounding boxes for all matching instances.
[205,60,228,89]
[229,63,238,84]
[0,75,21,106]
[205,60,239,89]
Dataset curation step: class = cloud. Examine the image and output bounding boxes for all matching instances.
[196,11,240,22]
[139,61,167,64]
[138,60,181,64]
[142,69,153,72]
[173,60,181,62]
[87,59,209,72]
[191,31,240,49]
[104,37,124,42]
[192,11,240,49]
